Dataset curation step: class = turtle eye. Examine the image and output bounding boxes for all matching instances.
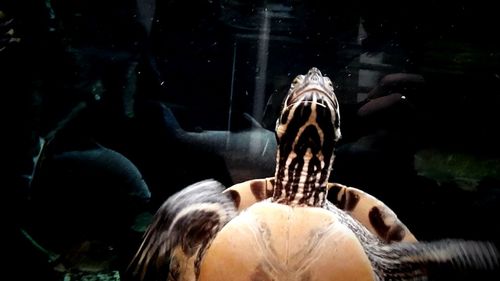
[290,75,304,89]
[324,77,333,88]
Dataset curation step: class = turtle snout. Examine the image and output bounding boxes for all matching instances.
[307,67,323,82]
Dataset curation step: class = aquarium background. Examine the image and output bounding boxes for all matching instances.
[3,1,500,280]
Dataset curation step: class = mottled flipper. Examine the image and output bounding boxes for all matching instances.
[369,239,500,280]
[128,179,237,281]
[328,182,417,243]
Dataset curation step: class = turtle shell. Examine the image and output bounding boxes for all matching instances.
[225,178,416,244]
[199,201,376,281]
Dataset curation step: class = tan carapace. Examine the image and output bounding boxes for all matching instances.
[128,68,499,281]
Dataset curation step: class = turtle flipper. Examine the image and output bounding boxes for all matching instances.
[128,179,237,281]
[328,183,417,243]
[224,177,275,212]
[369,239,499,280]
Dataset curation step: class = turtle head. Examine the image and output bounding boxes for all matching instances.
[276,67,341,144]
[275,67,341,159]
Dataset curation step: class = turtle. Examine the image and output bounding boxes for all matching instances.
[128,67,499,281]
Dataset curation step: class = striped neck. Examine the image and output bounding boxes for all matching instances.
[272,149,333,207]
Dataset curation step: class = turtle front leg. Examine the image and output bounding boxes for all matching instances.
[128,180,238,281]
[328,182,417,243]
[223,177,275,212]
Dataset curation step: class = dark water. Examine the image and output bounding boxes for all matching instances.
[3,1,500,280]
